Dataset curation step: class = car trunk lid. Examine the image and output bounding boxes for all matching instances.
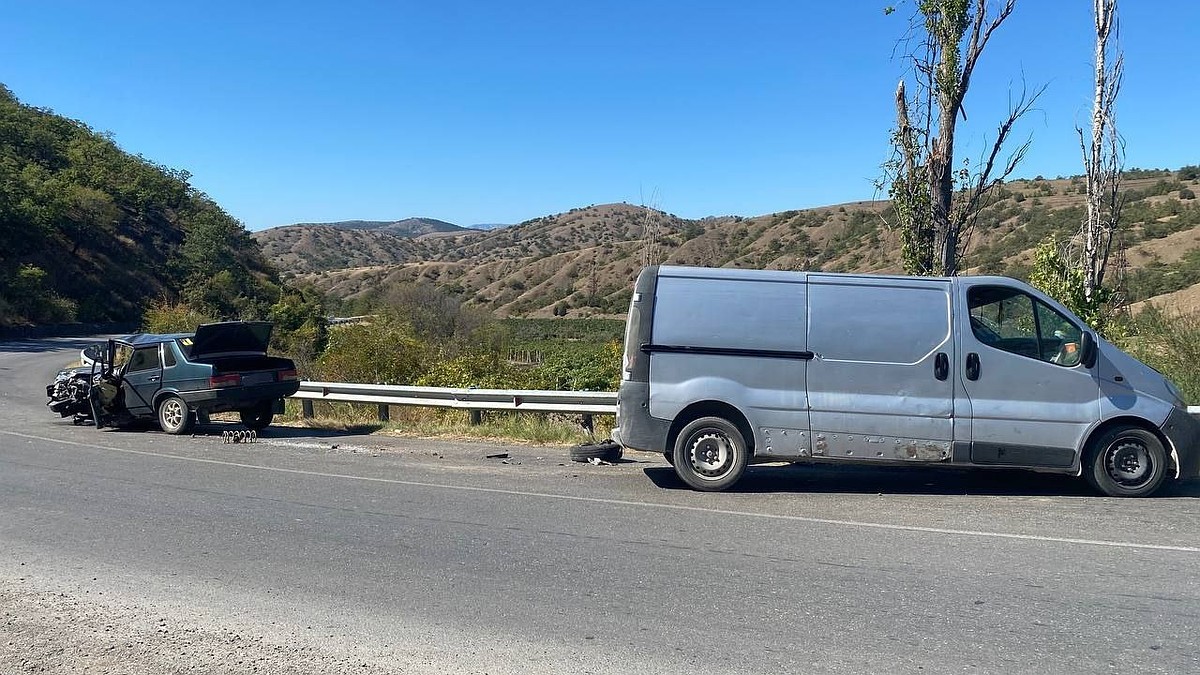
[188,322,273,359]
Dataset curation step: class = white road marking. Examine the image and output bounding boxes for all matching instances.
[4,429,1198,554]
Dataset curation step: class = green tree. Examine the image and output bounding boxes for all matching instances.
[882,0,1040,275]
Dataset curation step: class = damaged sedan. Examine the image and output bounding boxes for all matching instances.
[47,321,300,434]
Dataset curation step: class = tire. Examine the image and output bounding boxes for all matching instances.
[157,395,193,435]
[570,440,623,463]
[239,403,274,431]
[672,416,749,491]
[1084,426,1168,497]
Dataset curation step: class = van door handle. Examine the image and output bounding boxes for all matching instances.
[934,352,948,380]
[148,376,160,382]
[965,353,980,381]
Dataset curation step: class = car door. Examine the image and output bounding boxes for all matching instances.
[957,282,1100,467]
[806,275,955,462]
[121,345,164,417]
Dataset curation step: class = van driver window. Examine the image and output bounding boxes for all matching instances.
[968,287,1083,367]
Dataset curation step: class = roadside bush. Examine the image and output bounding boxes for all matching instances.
[1122,306,1200,404]
[532,341,621,391]
[142,300,216,333]
[415,351,535,389]
[314,314,430,385]
[1,264,77,325]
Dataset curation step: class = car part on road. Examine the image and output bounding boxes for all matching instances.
[222,429,258,444]
[570,440,622,463]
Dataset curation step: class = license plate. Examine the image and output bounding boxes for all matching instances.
[241,372,273,386]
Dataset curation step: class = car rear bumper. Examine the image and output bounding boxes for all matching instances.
[180,381,301,413]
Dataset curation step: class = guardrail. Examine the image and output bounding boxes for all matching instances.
[291,381,617,421]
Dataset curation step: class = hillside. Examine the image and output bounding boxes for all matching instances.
[283,217,467,237]
[264,170,1200,317]
[0,84,281,326]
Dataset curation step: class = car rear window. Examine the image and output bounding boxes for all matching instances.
[175,337,194,359]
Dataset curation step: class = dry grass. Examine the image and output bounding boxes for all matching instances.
[276,400,612,445]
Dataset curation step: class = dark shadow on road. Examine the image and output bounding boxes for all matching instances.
[643,463,1200,498]
[195,422,386,439]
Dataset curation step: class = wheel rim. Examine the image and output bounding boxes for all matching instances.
[687,431,735,480]
[161,399,185,429]
[1104,438,1154,488]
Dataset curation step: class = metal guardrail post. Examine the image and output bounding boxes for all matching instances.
[378,404,390,422]
[469,410,482,425]
[302,400,314,418]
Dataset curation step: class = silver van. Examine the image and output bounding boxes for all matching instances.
[612,265,1200,497]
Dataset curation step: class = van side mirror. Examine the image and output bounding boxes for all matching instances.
[1080,331,1097,369]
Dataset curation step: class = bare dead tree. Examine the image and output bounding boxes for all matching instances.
[638,190,663,268]
[1077,0,1124,304]
[883,0,1041,276]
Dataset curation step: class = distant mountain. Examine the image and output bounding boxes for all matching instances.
[469,223,513,231]
[258,170,1200,318]
[282,217,468,238]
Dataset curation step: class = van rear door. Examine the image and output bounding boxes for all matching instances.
[648,270,811,457]
[806,275,955,461]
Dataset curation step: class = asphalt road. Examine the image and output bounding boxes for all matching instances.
[2,338,1198,673]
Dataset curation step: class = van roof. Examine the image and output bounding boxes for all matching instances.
[654,265,1023,288]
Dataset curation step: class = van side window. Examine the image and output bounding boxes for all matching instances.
[163,343,177,368]
[968,287,1083,367]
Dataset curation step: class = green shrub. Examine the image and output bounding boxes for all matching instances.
[1122,306,1200,404]
[142,300,216,333]
[314,315,429,385]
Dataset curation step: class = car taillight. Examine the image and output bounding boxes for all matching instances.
[278,369,299,381]
[209,374,241,388]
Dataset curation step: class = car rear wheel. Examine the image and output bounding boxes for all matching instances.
[157,395,193,435]
[239,403,274,431]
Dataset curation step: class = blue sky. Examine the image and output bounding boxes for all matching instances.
[4,1,1198,230]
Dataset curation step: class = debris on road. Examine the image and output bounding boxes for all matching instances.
[569,440,622,464]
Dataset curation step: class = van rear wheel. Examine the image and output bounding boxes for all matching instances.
[672,416,749,491]
[1084,426,1168,497]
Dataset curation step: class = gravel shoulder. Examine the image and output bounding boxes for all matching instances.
[1,579,396,675]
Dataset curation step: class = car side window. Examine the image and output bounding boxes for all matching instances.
[968,287,1082,367]
[163,343,177,368]
[127,346,162,373]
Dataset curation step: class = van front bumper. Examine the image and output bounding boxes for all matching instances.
[1163,407,1200,478]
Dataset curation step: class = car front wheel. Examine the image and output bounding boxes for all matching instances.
[157,395,193,435]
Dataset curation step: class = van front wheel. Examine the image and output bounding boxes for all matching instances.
[673,416,749,491]
[1085,426,1168,497]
